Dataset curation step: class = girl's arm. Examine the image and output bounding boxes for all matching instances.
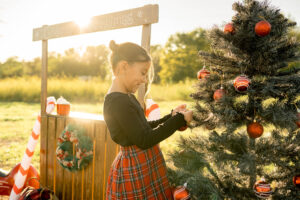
[147,113,172,128]
[111,98,186,150]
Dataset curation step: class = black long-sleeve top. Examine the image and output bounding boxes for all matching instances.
[103,92,187,150]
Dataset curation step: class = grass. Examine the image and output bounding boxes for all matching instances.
[0,77,197,103]
[0,100,197,172]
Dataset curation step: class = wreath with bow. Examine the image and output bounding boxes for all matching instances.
[56,124,93,171]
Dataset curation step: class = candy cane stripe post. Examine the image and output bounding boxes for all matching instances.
[145,99,160,121]
[9,97,56,200]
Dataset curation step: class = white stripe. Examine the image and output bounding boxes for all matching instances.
[20,156,31,169]
[14,173,26,188]
[9,192,18,200]
[27,137,38,152]
[32,120,40,135]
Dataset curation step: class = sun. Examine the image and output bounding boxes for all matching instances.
[74,15,92,28]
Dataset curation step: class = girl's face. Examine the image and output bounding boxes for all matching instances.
[120,61,151,93]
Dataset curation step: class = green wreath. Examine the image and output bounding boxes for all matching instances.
[56,124,93,171]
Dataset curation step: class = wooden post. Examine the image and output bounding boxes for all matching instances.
[138,24,152,108]
[41,39,48,116]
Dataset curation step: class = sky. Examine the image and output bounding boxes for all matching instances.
[0,0,299,62]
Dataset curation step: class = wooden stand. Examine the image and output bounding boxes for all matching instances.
[33,5,158,200]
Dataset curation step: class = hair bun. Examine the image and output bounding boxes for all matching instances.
[109,40,119,52]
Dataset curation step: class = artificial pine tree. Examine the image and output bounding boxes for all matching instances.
[168,0,300,199]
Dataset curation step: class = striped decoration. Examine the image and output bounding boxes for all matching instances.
[9,97,56,200]
[233,75,251,92]
[253,179,273,199]
[145,99,160,121]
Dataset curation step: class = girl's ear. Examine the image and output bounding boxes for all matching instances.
[115,61,127,76]
[118,61,129,75]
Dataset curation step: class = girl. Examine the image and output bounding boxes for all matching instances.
[103,40,193,200]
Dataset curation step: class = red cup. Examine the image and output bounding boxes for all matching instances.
[57,104,70,116]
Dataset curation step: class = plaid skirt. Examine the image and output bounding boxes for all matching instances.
[106,144,173,200]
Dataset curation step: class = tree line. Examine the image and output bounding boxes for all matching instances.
[0,27,299,83]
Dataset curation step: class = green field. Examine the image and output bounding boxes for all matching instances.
[0,77,197,103]
[0,100,199,172]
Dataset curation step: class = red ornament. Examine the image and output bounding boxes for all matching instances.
[224,23,235,34]
[233,75,251,92]
[197,68,210,80]
[255,20,271,37]
[178,125,188,131]
[173,185,190,200]
[247,122,264,139]
[253,178,273,199]
[296,109,300,128]
[293,175,300,189]
[213,87,226,101]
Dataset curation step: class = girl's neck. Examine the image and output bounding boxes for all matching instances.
[108,78,128,94]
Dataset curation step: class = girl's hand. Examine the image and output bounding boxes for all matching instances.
[181,110,193,124]
[172,104,187,116]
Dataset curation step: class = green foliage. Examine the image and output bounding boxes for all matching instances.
[159,28,210,83]
[0,57,24,78]
[0,77,195,103]
[150,45,163,83]
[0,45,110,79]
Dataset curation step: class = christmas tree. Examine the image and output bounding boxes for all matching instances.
[168,0,300,199]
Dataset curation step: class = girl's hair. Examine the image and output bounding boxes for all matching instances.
[109,40,154,96]
[109,40,151,72]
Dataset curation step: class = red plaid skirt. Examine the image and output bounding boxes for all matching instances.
[106,145,173,200]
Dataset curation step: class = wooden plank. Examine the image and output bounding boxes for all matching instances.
[40,115,48,186]
[137,24,152,108]
[41,40,47,115]
[63,117,76,200]
[82,120,95,200]
[94,121,107,200]
[46,116,56,190]
[104,127,118,199]
[33,4,158,41]
[55,117,66,200]
[72,119,87,200]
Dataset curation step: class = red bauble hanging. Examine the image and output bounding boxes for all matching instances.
[296,109,300,128]
[224,23,235,34]
[253,178,273,199]
[233,75,251,92]
[197,68,210,80]
[293,175,300,190]
[213,87,226,101]
[255,20,271,37]
[178,125,188,131]
[173,184,190,200]
[247,122,264,139]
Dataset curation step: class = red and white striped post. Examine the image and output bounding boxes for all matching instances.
[9,97,56,200]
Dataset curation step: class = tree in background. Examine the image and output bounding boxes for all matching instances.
[159,28,210,83]
[0,56,23,78]
[168,0,300,199]
[150,44,163,83]
[81,45,109,80]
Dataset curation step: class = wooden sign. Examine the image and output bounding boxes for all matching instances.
[33,4,158,41]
